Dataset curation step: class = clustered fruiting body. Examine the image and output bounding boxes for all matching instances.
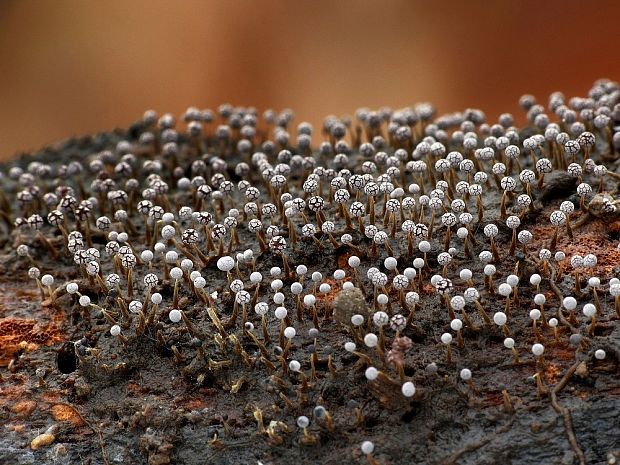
[1,79,620,463]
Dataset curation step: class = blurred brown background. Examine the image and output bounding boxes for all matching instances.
[1,0,619,159]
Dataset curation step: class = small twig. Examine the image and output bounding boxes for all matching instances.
[549,361,587,465]
[547,264,588,465]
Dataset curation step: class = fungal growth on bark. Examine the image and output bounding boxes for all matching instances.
[1,79,620,465]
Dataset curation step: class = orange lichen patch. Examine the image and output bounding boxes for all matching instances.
[577,391,589,400]
[420,283,435,295]
[180,397,207,411]
[0,318,36,337]
[531,217,620,276]
[560,236,620,276]
[0,384,32,411]
[10,400,37,419]
[529,224,554,243]
[51,404,85,426]
[0,318,62,366]
[543,363,562,384]
[41,390,64,403]
[555,349,575,362]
